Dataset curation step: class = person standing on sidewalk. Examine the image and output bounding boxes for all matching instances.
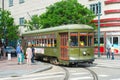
[26,46,32,64]
[31,45,35,63]
[16,44,22,64]
[20,45,24,64]
[111,45,114,60]
[106,46,111,59]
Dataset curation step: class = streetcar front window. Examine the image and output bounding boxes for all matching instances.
[79,33,93,47]
[80,36,87,46]
[70,32,93,47]
[88,36,92,46]
[70,36,78,46]
[70,32,78,47]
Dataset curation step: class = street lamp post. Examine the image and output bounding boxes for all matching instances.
[97,1,101,57]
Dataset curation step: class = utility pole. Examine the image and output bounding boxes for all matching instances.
[97,1,101,57]
[2,0,5,45]
[2,0,6,58]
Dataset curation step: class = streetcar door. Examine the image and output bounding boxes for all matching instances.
[59,33,69,60]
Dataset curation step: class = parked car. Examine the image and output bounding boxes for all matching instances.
[4,46,17,57]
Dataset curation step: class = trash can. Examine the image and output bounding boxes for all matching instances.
[8,53,11,60]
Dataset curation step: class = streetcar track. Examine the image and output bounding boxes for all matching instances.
[84,68,98,80]
[61,67,70,80]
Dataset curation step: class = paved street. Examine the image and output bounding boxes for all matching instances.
[0,57,52,78]
[0,55,120,80]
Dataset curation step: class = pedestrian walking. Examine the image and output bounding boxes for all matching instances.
[111,45,114,60]
[26,46,32,64]
[16,44,22,64]
[31,45,35,63]
[20,46,25,64]
[106,46,111,59]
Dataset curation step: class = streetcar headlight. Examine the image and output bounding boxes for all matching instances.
[83,51,86,55]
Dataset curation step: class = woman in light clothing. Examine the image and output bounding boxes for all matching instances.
[26,47,32,64]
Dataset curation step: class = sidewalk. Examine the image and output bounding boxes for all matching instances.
[94,55,120,69]
[0,57,52,78]
[95,54,120,60]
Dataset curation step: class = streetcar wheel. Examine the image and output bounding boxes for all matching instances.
[50,59,53,64]
[53,59,59,65]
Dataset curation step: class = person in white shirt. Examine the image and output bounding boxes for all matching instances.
[26,47,32,64]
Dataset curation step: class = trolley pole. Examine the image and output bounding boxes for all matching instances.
[98,1,101,57]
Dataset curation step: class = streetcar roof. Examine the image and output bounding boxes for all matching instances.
[22,24,94,35]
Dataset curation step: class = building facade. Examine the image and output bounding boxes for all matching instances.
[1,0,120,55]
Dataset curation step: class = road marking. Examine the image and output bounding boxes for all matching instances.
[98,74,109,77]
[71,72,89,75]
[110,78,120,80]
[70,76,92,80]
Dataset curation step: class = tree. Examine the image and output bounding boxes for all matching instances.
[25,15,41,31]
[0,9,19,46]
[26,0,96,30]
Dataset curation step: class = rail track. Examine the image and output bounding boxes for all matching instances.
[61,67,70,80]
[61,66,98,80]
[85,68,98,80]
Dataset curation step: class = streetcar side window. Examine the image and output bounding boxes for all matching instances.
[25,34,57,47]
[37,34,56,47]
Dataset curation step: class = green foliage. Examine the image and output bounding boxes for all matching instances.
[0,10,19,42]
[39,0,96,28]
[25,15,41,31]
[0,8,2,26]
[26,0,96,30]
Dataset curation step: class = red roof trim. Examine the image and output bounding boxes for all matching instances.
[105,0,120,4]
[105,9,120,14]
[92,18,120,23]
[96,23,120,27]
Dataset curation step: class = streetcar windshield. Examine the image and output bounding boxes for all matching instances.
[70,32,93,47]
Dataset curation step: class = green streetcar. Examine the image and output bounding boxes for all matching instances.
[22,24,95,65]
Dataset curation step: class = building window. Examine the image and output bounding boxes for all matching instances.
[19,17,25,26]
[113,37,118,45]
[19,0,24,4]
[90,2,101,15]
[9,0,13,7]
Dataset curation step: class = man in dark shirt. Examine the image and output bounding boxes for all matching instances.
[31,45,35,63]
[107,47,111,59]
